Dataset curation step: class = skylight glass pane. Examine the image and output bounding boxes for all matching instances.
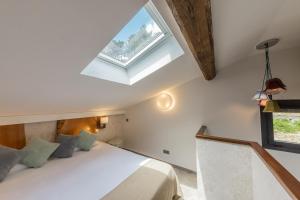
[99,7,165,66]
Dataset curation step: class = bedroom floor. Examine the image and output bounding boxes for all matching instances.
[173,167,200,200]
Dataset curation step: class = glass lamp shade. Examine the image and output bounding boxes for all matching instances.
[156,93,175,111]
[263,100,280,112]
[265,78,287,95]
[259,99,268,106]
[252,91,268,101]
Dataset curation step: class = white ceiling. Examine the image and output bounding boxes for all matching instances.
[0,0,299,116]
[212,0,300,69]
[0,0,200,116]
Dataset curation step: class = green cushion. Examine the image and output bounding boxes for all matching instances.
[21,138,59,168]
[77,130,96,151]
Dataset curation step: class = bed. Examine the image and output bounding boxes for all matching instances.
[0,123,181,200]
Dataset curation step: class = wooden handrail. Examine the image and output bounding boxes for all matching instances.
[196,126,300,200]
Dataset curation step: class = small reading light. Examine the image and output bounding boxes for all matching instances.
[100,116,109,129]
[156,92,175,111]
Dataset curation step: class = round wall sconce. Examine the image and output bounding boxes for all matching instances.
[156,92,175,111]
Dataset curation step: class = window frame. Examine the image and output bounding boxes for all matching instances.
[97,1,171,68]
[260,99,300,154]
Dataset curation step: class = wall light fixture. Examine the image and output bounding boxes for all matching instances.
[96,116,109,129]
[156,92,175,111]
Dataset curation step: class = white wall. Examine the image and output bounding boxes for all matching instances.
[251,151,291,200]
[25,121,57,142]
[96,115,125,142]
[197,139,253,200]
[123,47,300,176]
[196,138,292,200]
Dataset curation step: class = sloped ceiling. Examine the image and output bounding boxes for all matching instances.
[212,0,300,69]
[0,0,200,116]
[1,0,300,116]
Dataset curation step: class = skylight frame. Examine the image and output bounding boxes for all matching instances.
[97,1,172,68]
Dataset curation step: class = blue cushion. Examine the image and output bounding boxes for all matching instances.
[52,134,79,158]
[0,146,23,182]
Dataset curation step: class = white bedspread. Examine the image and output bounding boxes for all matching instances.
[0,141,148,200]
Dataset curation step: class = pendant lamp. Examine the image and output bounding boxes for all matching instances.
[253,38,287,112]
[252,90,268,101]
[259,99,268,107]
[265,78,286,95]
[263,100,280,112]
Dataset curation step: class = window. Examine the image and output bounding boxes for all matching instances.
[98,3,170,68]
[81,1,184,85]
[260,100,300,153]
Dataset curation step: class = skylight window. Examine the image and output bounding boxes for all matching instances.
[81,1,184,85]
[98,4,169,67]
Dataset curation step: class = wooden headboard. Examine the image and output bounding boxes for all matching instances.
[0,124,26,149]
[0,117,99,148]
[56,117,99,136]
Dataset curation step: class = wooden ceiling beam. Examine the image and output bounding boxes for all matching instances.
[167,0,216,80]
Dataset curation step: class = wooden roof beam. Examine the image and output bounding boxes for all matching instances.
[167,0,216,80]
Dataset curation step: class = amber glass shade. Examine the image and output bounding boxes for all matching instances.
[263,100,280,112]
[259,99,268,106]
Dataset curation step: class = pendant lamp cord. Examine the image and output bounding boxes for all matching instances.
[258,44,270,99]
[265,44,273,100]
[265,44,272,79]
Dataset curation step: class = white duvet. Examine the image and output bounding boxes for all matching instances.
[0,141,148,200]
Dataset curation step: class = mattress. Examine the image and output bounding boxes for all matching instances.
[0,141,180,200]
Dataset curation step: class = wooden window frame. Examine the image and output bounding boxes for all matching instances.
[260,99,300,154]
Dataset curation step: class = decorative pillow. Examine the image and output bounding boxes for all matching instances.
[8,164,27,175]
[77,130,96,151]
[21,138,59,168]
[52,134,79,158]
[0,146,23,182]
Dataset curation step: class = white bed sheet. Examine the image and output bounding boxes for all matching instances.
[0,141,149,200]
